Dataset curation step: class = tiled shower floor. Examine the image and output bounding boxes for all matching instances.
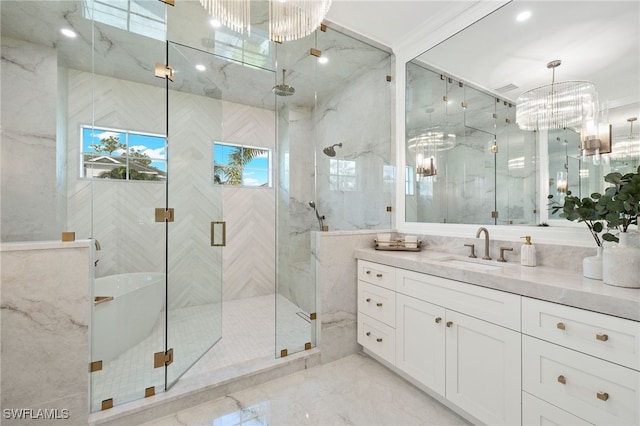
[91,294,311,412]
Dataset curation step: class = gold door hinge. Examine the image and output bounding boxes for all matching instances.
[310,48,322,57]
[101,399,113,411]
[158,0,175,5]
[145,387,155,398]
[310,312,317,320]
[491,211,499,219]
[155,208,175,222]
[320,23,327,32]
[386,206,392,212]
[280,349,288,358]
[62,231,75,242]
[386,75,392,82]
[155,63,175,81]
[154,348,174,368]
[305,342,312,350]
[89,360,103,373]
[490,145,498,153]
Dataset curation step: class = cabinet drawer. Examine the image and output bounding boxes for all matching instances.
[358,281,395,327]
[522,297,640,370]
[396,268,521,331]
[522,392,593,425]
[523,336,640,425]
[357,314,395,364]
[358,260,395,290]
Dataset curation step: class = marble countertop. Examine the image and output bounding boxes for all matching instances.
[355,248,640,322]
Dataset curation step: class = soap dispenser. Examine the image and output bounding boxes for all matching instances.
[520,236,536,267]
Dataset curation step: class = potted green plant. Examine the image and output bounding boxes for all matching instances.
[548,192,605,247]
[594,166,640,288]
[548,192,605,279]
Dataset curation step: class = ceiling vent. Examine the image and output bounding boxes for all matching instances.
[495,83,519,93]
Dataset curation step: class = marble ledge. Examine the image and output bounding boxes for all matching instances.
[0,239,91,252]
[355,248,640,322]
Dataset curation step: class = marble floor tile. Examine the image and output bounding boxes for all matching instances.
[140,353,469,426]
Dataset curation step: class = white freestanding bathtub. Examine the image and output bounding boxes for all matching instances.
[92,272,164,363]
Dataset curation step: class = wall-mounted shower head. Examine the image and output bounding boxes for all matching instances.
[323,143,343,157]
[273,69,295,97]
[308,201,315,208]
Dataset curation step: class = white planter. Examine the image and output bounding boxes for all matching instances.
[602,233,640,288]
[582,246,603,280]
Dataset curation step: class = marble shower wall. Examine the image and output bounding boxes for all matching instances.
[1,38,62,242]
[66,70,275,305]
[0,241,90,425]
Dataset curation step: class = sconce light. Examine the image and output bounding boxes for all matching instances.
[417,156,437,177]
[580,122,611,163]
[610,117,639,159]
[556,171,568,194]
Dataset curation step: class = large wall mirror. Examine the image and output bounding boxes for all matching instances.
[405,0,639,227]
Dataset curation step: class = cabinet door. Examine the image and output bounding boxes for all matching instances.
[446,310,521,426]
[522,392,593,426]
[396,293,446,396]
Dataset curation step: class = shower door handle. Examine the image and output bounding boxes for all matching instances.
[211,221,226,247]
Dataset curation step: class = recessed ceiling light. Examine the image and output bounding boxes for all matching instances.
[210,19,222,28]
[61,28,77,38]
[318,56,328,64]
[516,11,531,22]
[195,64,206,71]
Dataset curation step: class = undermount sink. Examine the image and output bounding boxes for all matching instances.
[435,257,504,271]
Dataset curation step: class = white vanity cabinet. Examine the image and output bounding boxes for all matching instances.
[358,260,522,426]
[522,297,640,426]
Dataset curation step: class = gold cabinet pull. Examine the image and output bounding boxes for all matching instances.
[366,270,371,274]
[376,338,383,342]
[597,391,609,401]
[435,317,442,324]
[446,321,453,328]
[596,333,609,342]
[557,375,567,385]
[376,302,383,307]
[366,298,371,302]
[557,322,566,330]
[376,273,383,278]
[366,332,371,336]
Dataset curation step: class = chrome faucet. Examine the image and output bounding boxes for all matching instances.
[475,227,491,260]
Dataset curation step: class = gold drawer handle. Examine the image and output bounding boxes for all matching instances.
[446,321,453,328]
[557,375,567,385]
[366,298,371,302]
[376,338,383,342]
[557,322,566,330]
[366,332,371,336]
[596,333,609,342]
[435,317,442,324]
[597,392,609,401]
[376,302,383,307]
[376,273,383,278]
[366,270,371,275]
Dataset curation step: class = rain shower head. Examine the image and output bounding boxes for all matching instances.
[323,143,343,157]
[273,69,295,97]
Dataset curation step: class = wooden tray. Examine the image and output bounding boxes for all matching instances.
[374,239,422,251]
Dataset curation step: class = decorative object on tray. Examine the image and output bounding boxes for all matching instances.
[374,236,422,251]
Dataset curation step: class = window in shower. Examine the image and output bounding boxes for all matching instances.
[329,159,357,191]
[81,125,167,181]
[82,0,166,41]
[213,142,272,187]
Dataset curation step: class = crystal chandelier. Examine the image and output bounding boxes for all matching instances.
[199,0,332,42]
[516,60,598,132]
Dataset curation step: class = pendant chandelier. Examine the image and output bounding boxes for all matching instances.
[199,0,332,42]
[516,60,598,132]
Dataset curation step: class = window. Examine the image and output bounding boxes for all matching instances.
[83,0,166,41]
[81,126,166,181]
[213,28,273,71]
[329,159,357,191]
[405,165,415,195]
[213,142,271,187]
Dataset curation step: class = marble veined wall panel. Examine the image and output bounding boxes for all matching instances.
[1,38,60,242]
[0,243,90,425]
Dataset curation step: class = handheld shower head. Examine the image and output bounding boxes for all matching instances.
[308,201,315,208]
[323,143,343,157]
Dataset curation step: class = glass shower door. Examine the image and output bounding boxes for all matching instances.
[164,41,224,387]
